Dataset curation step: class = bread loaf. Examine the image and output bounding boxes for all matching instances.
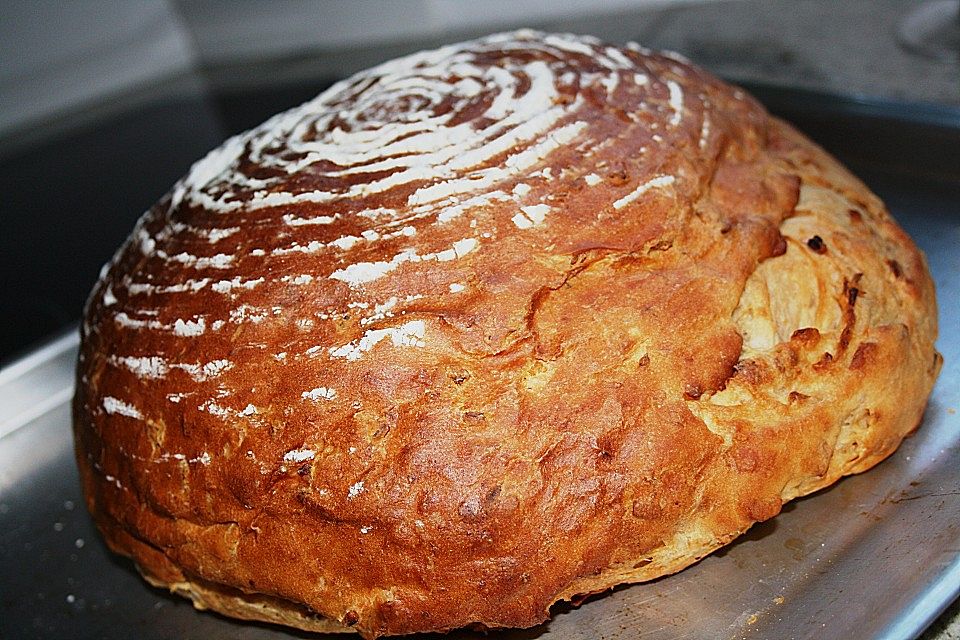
[73,30,941,637]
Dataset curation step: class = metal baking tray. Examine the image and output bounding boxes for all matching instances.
[1,90,958,640]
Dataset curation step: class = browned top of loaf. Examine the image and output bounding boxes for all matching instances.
[74,31,939,638]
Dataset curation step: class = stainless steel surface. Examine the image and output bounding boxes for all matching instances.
[1,147,958,640]
[0,332,77,440]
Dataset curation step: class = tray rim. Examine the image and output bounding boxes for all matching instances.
[0,328,77,440]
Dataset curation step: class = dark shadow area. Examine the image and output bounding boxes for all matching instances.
[712,516,779,559]
[0,74,337,366]
[740,81,960,185]
[0,94,223,365]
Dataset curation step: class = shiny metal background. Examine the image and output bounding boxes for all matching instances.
[1,111,957,640]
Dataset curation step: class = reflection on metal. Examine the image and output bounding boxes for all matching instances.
[898,0,960,63]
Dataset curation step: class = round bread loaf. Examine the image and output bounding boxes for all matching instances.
[73,30,940,638]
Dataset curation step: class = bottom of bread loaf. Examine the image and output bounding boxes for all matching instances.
[141,571,355,634]
[129,424,918,637]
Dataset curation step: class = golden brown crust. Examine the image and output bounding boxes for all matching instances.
[72,31,940,638]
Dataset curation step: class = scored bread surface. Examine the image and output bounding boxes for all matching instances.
[73,31,940,638]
